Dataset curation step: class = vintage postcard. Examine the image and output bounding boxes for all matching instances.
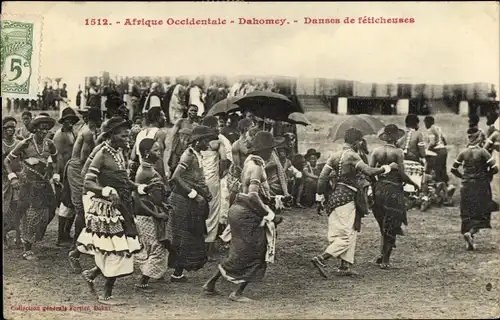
[2,1,499,320]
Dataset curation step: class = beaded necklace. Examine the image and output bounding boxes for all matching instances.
[104,142,126,170]
[32,136,46,156]
[403,129,414,154]
[2,139,16,148]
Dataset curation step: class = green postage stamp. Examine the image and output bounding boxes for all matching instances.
[1,15,42,99]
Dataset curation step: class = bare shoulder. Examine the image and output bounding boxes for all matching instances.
[81,128,94,141]
[135,167,153,184]
[232,140,241,150]
[180,147,195,163]
[372,146,383,155]
[209,139,221,150]
[156,129,167,141]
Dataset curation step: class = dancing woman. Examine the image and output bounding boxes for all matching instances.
[134,138,170,291]
[166,125,214,282]
[76,117,148,305]
[451,127,498,251]
[4,114,60,260]
[311,128,396,277]
[203,131,283,302]
[370,124,420,269]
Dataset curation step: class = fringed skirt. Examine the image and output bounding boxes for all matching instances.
[76,196,141,277]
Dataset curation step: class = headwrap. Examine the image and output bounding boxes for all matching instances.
[2,116,17,128]
[467,127,483,147]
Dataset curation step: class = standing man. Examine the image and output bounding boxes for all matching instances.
[397,114,426,163]
[189,78,205,117]
[142,83,163,114]
[53,107,80,247]
[424,116,452,204]
[168,80,188,126]
[67,108,102,273]
[16,111,33,140]
[311,128,397,277]
[200,116,231,260]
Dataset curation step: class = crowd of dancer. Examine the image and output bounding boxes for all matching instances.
[2,95,499,304]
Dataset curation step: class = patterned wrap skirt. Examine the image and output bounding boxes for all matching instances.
[76,196,141,278]
[166,191,208,271]
[17,168,56,244]
[134,216,168,279]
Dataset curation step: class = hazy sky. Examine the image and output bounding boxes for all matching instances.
[3,1,499,97]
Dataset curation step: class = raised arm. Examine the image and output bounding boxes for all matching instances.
[163,118,182,172]
[352,152,386,177]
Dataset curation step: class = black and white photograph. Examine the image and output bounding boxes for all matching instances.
[1,1,499,319]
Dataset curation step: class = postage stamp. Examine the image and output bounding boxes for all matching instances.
[1,14,42,99]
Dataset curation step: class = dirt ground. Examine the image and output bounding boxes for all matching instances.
[4,205,500,319]
[3,112,500,319]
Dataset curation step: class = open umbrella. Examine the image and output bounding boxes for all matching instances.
[205,96,240,117]
[233,91,301,121]
[328,114,385,141]
[287,112,311,126]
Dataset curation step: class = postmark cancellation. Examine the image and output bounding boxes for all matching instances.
[1,14,42,100]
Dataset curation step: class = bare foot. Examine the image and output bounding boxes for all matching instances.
[202,284,220,296]
[229,292,254,302]
[98,296,127,306]
[379,263,391,270]
[311,256,328,279]
[463,232,475,251]
[81,270,98,298]
[134,283,154,293]
[68,254,82,274]
[336,268,360,277]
